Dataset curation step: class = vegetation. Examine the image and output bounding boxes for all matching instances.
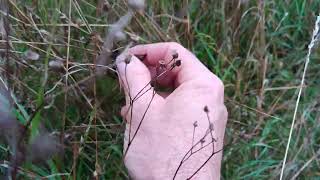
[0,0,319,179]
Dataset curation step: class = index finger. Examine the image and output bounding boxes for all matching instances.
[129,42,214,87]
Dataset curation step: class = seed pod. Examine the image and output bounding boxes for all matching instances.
[172,50,179,59]
[204,106,209,113]
[193,121,198,128]
[125,54,132,64]
[175,60,181,67]
[150,80,156,87]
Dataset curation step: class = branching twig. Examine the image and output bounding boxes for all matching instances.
[123,89,156,158]
[122,54,181,158]
[173,106,220,180]
[96,0,145,75]
[186,148,223,180]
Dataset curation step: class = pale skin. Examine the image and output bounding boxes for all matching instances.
[116,42,228,180]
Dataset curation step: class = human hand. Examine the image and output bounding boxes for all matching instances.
[116,42,228,180]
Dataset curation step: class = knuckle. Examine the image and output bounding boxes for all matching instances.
[127,65,149,77]
[206,75,224,91]
[168,42,184,50]
[193,74,224,92]
[167,41,180,46]
[215,77,225,91]
[221,105,228,123]
[130,68,146,77]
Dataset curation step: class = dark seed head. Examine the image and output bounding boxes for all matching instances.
[172,50,179,59]
[193,121,198,128]
[125,55,132,64]
[200,138,205,144]
[150,80,155,87]
[204,106,209,113]
[175,60,181,67]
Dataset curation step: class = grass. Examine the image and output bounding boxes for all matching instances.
[0,0,320,179]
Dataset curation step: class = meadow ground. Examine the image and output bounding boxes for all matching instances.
[0,0,319,179]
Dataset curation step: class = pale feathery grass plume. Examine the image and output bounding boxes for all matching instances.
[96,0,145,75]
[279,14,320,179]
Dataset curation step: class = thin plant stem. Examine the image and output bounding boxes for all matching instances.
[173,106,218,179]
[61,0,72,143]
[191,124,196,153]
[123,90,156,158]
[279,14,320,180]
[173,130,211,179]
[186,148,223,180]
[124,63,133,142]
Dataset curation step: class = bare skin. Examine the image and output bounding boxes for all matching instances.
[116,42,228,180]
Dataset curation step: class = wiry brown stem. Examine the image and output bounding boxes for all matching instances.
[186,148,223,180]
[92,21,99,180]
[123,89,156,158]
[0,1,16,178]
[122,55,180,159]
[173,130,212,179]
[124,63,134,142]
[173,106,219,180]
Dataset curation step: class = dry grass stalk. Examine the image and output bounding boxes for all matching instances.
[279,14,320,179]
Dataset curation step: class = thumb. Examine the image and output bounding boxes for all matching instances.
[116,53,154,102]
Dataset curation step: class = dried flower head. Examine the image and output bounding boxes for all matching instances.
[172,50,179,59]
[175,60,182,67]
[114,31,127,42]
[96,11,134,75]
[170,60,181,70]
[128,0,145,12]
[125,54,132,64]
[193,121,198,128]
[24,49,40,61]
[49,60,64,70]
[204,105,209,113]
[150,80,156,87]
